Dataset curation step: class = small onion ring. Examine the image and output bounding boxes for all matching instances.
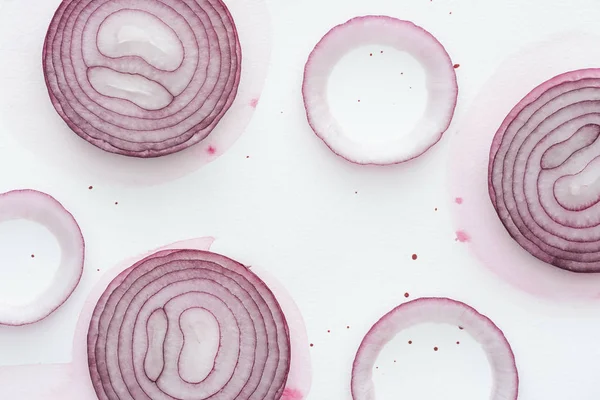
[489,69,600,272]
[351,298,518,400]
[43,0,241,158]
[0,189,85,326]
[302,15,458,165]
[87,249,291,400]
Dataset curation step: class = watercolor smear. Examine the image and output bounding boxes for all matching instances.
[0,0,272,186]
[448,32,600,300]
[0,237,311,399]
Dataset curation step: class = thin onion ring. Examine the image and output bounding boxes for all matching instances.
[0,189,85,326]
[351,298,518,400]
[302,15,458,165]
[87,249,291,400]
[43,0,241,158]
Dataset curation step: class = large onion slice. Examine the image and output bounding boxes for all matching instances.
[88,249,291,400]
[302,15,457,165]
[43,0,241,158]
[489,69,600,272]
[0,189,84,326]
[351,298,518,400]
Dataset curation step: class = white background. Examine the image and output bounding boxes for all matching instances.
[3,0,600,399]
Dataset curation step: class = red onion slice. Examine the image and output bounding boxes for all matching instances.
[43,0,241,158]
[302,15,458,165]
[489,69,600,272]
[0,189,84,326]
[87,249,291,400]
[351,298,518,400]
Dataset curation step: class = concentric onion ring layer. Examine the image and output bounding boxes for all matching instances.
[87,250,291,400]
[43,0,241,157]
[489,69,600,272]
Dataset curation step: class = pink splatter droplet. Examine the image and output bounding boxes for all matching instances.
[207,146,216,155]
[455,197,463,204]
[455,230,470,243]
[249,98,259,108]
[281,388,303,400]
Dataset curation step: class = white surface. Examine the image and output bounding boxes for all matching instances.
[2,0,600,399]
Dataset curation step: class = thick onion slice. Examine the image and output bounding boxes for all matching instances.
[489,69,600,272]
[351,298,518,400]
[88,249,291,400]
[302,15,458,165]
[43,0,241,158]
[0,189,85,326]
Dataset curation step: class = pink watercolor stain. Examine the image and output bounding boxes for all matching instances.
[455,197,463,205]
[249,98,259,108]
[455,230,470,243]
[207,146,216,155]
[281,388,303,400]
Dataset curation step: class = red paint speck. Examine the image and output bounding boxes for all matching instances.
[411,254,418,260]
[455,197,463,204]
[455,230,470,243]
[434,347,439,351]
[456,341,460,344]
[249,98,259,108]
[358,99,361,102]
[309,343,314,347]
[31,254,35,258]
[327,330,330,333]
[408,340,412,344]
[347,325,350,329]
[246,156,250,159]
[281,388,303,400]
[369,53,373,56]
[404,292,410,298]
[453,64,460,69]
[88,186,93,190]
[115,202,119,205]
[459,326,464,330]
[207,146,216,155]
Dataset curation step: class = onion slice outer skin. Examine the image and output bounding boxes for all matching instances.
[302,15,458,165]
[351,297,518,400]
[0,189,85,326]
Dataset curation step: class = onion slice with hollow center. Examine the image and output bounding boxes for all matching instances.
[489,69,600,272]
[43,0,241,158]
[88,249,291,400]
[351,298,518,400]
[0,189,84,326]
[302,15,458,165]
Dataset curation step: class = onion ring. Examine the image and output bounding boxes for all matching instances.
[0,189,84,326]
[351,298,518,400]
[302,15,458,165]
[489,69,600,272]
[87,249,291,400]
[43,0,241,158]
